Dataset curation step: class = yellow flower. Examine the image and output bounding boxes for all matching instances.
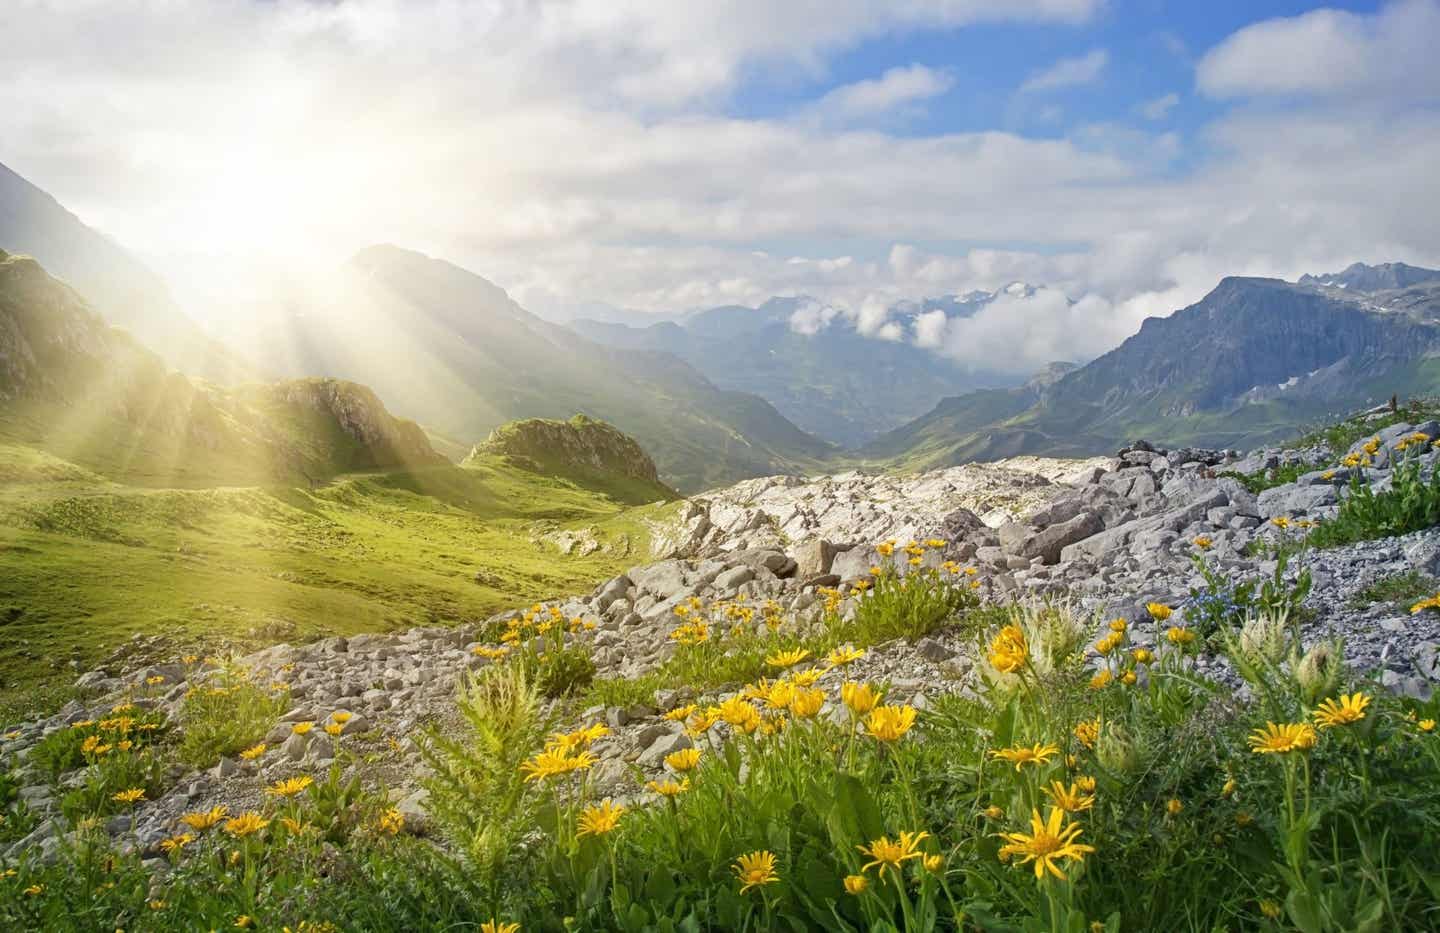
[1094,633,1121,656]
[1166,626,1196,646]
[1248,722,1318,755]
[1075,775,1097,793]
[1419,719,1436,733]
[146,675,166,686]
[324,723,344,737]
[664,748,702,772]
[1322,470,1336,481]
[686,709,721,737]
[1236,810,1254,827]
[765,648,810,669]
[718,697,761,734]
[1146,603,1173,622]
[843,874,868,894]
[331,711,352,724]
[1121,670,1137,686]
[1131,648,1154,665]
[990,742,1060,771]
[734,850,780,893]
[762,680,795,710]
[481,922,520,933]
[907,556,922,567]
[925,538,947,549]
[923,853,944,872]
[826,646,865,668]
[870,565,883,576]
[1193,536,1212,549]
[664,704,698,722]
[266,775,314,798]
[646,778,690,798]
[983,805,1005,820]
[996,807,1096,881]
[842,682,882,716]
[112,788,146,805]
[1109,618,1128,633]
[790,668,824,688]
[988,625,1029,674]
[1166,798,1183,816]
[864,705,917,742]
[1042,781,1095,813]
[292,722,315,735]
[857,830,930,872]
[1312,692,1371,730]
[550,723,611,752]
[24,883,44,896]
[1411,593,1440,614]
[876,541,896,558]
[223,812,271,838]
[788,688,825,719]
[159,833,195,854]
[520,749,596,782]
[1222,778,1238,798]
[239,744,266,761]
[235,917,255,929]
[1259,900,1283,920]
[181,805,229,831]
[1073,719,1100,749]
[577,799,624,837]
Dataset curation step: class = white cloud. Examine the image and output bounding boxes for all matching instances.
[788,300,840,335]
[912,308,949,347]
[1197,0,1440,100]
[812,64,954,122]
[1019,49,1108,93]
[1138,92,1179,120]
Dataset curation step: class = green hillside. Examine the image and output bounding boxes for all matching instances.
[0,447,672,721]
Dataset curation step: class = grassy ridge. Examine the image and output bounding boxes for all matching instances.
[0,447,671,720]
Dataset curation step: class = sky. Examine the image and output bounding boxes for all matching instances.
[3,0,1440,376]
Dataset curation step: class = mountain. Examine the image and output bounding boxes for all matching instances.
[570,293,1026,447]
[0,161,250,384]
[466,414,677,504]
[0,249,443,486]
[226,245,832,492]
[866,264,1440,468]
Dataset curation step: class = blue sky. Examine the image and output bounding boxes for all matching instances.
[1,1,1437,375]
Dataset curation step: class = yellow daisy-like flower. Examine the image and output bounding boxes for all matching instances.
[664,704,698,722]
[1419,719,1436,733]
[983,805,1005,820]
[1146,603,1173,622]
[238,743,266,761]
[925,538,947,549]
[646,778,690,798]
[1166,626,1196,646]
[1073,719,1100,749]
[1222,778,1238,798]
[181,805,229,832]
[996,807,1096,880]
[292,722,315,735]
[1075,775,1097,793]
[520,749,596,782]
[550,722,611,752]
[577,799,625,837]
[923,853,944,872]
[843,874,868,895]
[324,723,344,737]
[987,625,1029,674]
[1042,780,1095,813]
[1193,536,1213,549]
[857,830,930,873]
[235,917,254,929]
[266,775,314,798]
[790,668,824,688]
[788,687,825,719]
[664,748,702,772]
[826,646,865,668]
[864,705,917,742]
[481,922,520,933]
[718,696,761,734]
[1248,721,1318,755]
[1166,798,1183,816]
[734,850,780,893]
[1109,618,1128,633]
[765,648,810,669]
[331,711,352,725]
[1312,692,1371,730]
[842,682,882,716]
[112,787,146,805]
[159,832,195,854]
[876,541,896,558]
[378,809,405,835]
[1089,669,1113,690]
[686,709,721,737]
[990,742,1060,772]
[1131,648,1154,665]
[762,680,795,710]
[223,812,271,838]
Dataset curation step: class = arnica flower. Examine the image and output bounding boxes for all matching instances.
[664,748,702,772]
[481,922,520,933]
[1166,798,1183,816]
[1222,778,1238,798]
[826,646,865,668]
[1259,900,1283,920]
[1410,593,1440,614]
[324,723,344,737]
[843,874,868,895]
[1075,775,1097,793]
[1312,692,1371,730]
[719,697,761,734]
[235,917,254,929]
[181,805,229,832]
[765,648,810,669]
[266,776,314,798]
[988,625,1029,674]
[520,749,596,782]
[1043,781,1095,813]
[789,688,825,719]
[331,711,352,725]
[551,722,610,751]
[1166,626,1197,646]
[1074,719,1100,749]
[646,778,690,797]
[292,722,315,735]
[112,788,145,805]
[857,830,930,872]
[1420,719,1436,733]
[983,805,1005,820]
[1089,669,1113,690]
[842,682,882,716]
[1193,536,1213,549]
[1248,722,1318,755]
[686,709,721,737]
[239,743,266,761]
[664,704,698,722]
[990,742,1060,772]
[864,705,917,742]
[577,799,625,837]
[1146,603,1174,622]
[923,854,944,872]
[790,668,824,688]
[1131,648,1154,665]
[378,809,404,835]
[996,807,1097,881]
[876,541,896,558]
[734,850,780,893]
[763,680,795,710]
[159,833,194,854]
[223,812,271,838]
[1109,618,1128,633]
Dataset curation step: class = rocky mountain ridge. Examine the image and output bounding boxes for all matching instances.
[6,404,1440,866]
[465,414,677,502]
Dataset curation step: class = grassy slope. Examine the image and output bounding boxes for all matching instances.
[0,446,672,720]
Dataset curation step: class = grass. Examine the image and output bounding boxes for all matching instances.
[0,445,672,722]
[1348,570,1439,610]
[1217,460,1319,494]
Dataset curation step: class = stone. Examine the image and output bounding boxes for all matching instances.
[793,539,837,578]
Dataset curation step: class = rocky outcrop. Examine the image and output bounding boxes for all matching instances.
[466,414,671,494]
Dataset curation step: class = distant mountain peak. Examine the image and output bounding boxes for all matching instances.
[1299,261,1440,293]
